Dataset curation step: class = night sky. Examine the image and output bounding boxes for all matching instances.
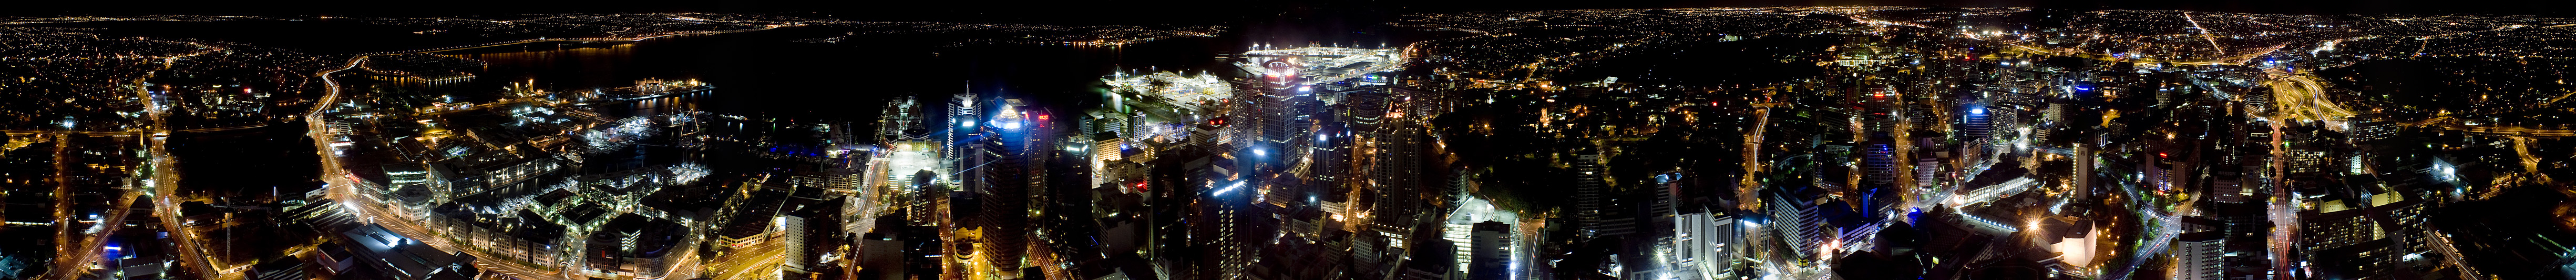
[14,0,2576,24]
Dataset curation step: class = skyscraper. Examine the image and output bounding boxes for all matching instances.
[948,92,980,187]
[1371,119,1427,234]
[2173,232,2225,280]
[1766,187,1827,261]
[967,103,1046,279]
[1469,221,1513,280]
[1572,147,1630,238]
[1675,211,1739,280]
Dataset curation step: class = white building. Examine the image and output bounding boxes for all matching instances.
[1675,212,1740,280]
[2173,232,2225,280]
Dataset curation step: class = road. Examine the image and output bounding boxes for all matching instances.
[45,134,69,277]
[1739,101,1774,211]
[44,187,140,280]
[36,133,149,280]
[2513,136,2554,184]
[0,124,272,136]
[146,115,238,280]
[2261,69,2354,123]
[2407,116,2576,137]
[40,44,229,280]
[2425,228,2485,280]
[2264,113,2300,279]
[703,240,788,280]
[138,47,242,280]
[2181,12,2228,55]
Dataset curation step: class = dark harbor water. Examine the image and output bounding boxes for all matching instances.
[15,18,573,54]
[427,29,1262,186]
[437,26,1243,123]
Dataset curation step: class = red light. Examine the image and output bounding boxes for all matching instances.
[2158,152,2169,158]
[1038,115,1050,121]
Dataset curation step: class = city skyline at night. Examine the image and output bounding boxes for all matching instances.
[3,3,2576,280]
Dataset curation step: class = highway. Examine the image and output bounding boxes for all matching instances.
[2513,136,2554,184]
[2261,69,2354,123]
[2407,116,2576,137]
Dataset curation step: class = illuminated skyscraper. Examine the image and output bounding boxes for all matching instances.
[948,92,980,186]
[966,102,1052,279]
[1963,105,1993,147]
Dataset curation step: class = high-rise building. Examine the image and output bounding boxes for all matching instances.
[1371,119,1428,234]
[782,214,812,273]
[2173,232,2225,280]
[1259,85,1301,145]
[1572,147,1630,238]
[1765,187,1828,261]
[963,103,1053,279]
[1675,211,1739,280]
[1469,221,1513,280]
[1963,105,1993,149]
[1864,141,1898,188]
[1195,159,1267,280]
[1861,89,1898,133]
[948,92,981,187]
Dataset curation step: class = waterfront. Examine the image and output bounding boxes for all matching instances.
[436,25,1242,122]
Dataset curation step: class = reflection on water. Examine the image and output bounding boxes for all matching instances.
[615,93,706,118]
[451,43,679,95]
[416,29,1236,177]
[431,29,1235,123]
